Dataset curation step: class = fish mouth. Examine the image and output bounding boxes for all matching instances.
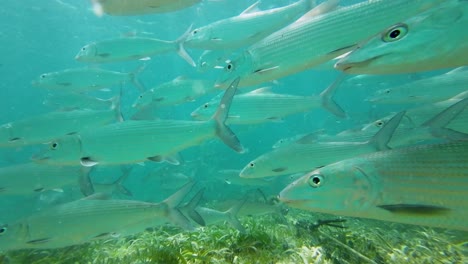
[31,155,49,162]
[335,54,386,72]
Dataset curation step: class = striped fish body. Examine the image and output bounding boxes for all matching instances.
[216,0,445,88]
[281,141,468,231]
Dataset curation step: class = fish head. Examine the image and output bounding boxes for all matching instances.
[31,72,55,87]
[132,90,153,109]
[190,101,216,120]
[0,221,30,251]
[240,153,291,178]
[197,50,229,73]
[215,51,253,89]
[184,26,213,48]
[335,5,464,75]
[279,165,376,215]
[75,43,98,62]
[33,135,82,166]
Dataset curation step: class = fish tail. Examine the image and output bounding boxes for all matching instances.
[421,97,468,140]
[369,111,405,150]
[182,188,206,226]
[176,24,196,67]
[113,166,133,196]
[112,85,124,122]
[225,197,247,233]
[78,167,94,196]
[213,77,244,153]
[320,73,347,118]
[163,181,196,230]
[129,64,147,92]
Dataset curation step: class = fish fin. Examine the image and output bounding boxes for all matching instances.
[225,197,247,233]
[239,0,261,15]
[421,97,468,140]
[295,0,340,23]
[111,85,124,122]
[248,86,272,94]
[113,166,133,196]
[446,66,468,75]
[78,166,95,196]
[183,188,206,226]
[80,157,99,167]
[129,64,147,92]
[148,155,180,165]
[9,137,21,142]
[320,73,346,118]
[254,66,279,74]
[212,77,244,153]
[176,24,196,67]
[163,182,196,230]
[295,129,326,144]
[272,167,288,173]
[81,192,110,200]
[327,44,357,57]
[27,238,52,244]
[368,111,405,151]
[377,204,450,216]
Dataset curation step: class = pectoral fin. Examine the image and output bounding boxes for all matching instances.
[27,238,52,244]
[377,204,450,216]
[80,157,99,167]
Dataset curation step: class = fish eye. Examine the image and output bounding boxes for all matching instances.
[249,162,255,168]
[139,95,143,99]
[375,120,384,127]
[192,30,198,35]
[81,47,86,51]
[40,74,46,79]
[50,142,59,150]
[308,174,323,188]
[382,23,408,42]
[0,226,7,235]
[203,103,209,109]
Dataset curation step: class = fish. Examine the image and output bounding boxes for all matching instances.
[335,1,468,74]
[279,140,468,231]
[132,76,216,109]
[75,26,195,67]
[33,78,244,167]
[215,0,445,88]
[32,67,145,92]
[43,92,118,111]
[191,77,345,124]
[184,0,316,50]
[91,0,203,16]
[239,110,405,178]
[0,107,122,148]
[366,67,468,105]
[197,49,235,73]
[0,182,201,250]
[0,163,88,196]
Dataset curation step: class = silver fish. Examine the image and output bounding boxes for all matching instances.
[91,0,203,16]
[184,0,315,50]
[75,26,195,66]
[280,140,468,231]
[0,182,199,250]
[43,92,118,111]
[335,1,468,74]
[216,0,445,88]
[33,78,243,166]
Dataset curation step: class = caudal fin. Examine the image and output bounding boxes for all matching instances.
[182,188,206,226]
[213,77,244,153]
[129,64,147,92]
[225,197,247,233]
[320,73,347,118]
[163,181,196,230]
[176,25,196,67]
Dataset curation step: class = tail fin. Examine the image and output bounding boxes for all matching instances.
[129,64,147,92]
[163,181,196,230]
[182,188,206,226]
[114,166,133,197]
[176,25,196,67]
[112,85,124,122]
[78,167,94,196]
[368,111,405,151]
[421,97,468,141]
[320,73,347,118]
[212,77,244,153]
[225,197,247,233]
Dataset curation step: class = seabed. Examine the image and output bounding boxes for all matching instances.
[1,210,466,264]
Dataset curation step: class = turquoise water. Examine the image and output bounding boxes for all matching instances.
[0,0,467,263]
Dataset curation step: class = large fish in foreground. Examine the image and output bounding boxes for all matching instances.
[33,78,243,167]
[184,0,317,50]
[335,0,468,74]
[280,140,468,231]
[215,0,446,88]
[0,182,202,251]
[75,27,195,66]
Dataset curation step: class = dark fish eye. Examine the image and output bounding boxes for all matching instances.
[249,163,255,167]
[382,23,408,42]
[40,74,46,79]
[203,103,208,108]
[139,95,143,99]
[375,120,384,127]
[308,174,323,188]
[226,63,233,70]
[193,30,198,35]
[0,226,7,234]
[82,47,86,51]
[50,142,59,150]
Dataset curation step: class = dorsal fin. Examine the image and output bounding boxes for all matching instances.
[248,87,272,94]
[240,0,261,15]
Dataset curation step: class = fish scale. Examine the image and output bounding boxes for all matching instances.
[217,0,447,87]
[280,140,468,231]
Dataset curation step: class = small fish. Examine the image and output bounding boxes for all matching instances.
[32,67,145,92]
[279,140,468,231]
[76,26,195,66]
[33,78,243,167]
[335,1,468,74]
[0,163,88,196]
[132,76,216,109]
[240,111,405,178]
[366,67,468,105]
[0,107,122,148]
[43,92,118,111]
[0,182,200,250]
[91,0,204,16]
[184,0,315,50]
[216,0,444,88]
